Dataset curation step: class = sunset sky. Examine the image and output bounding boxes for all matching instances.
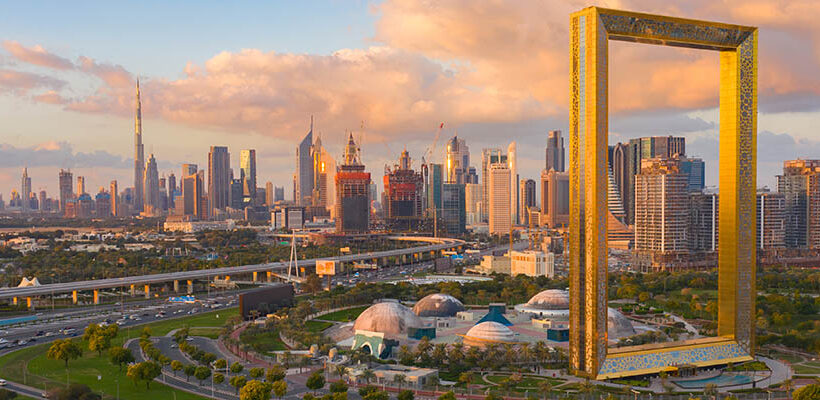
[2,0,820,199]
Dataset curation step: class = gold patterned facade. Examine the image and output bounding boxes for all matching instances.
[568,7,757,379]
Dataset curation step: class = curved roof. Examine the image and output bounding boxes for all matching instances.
[464,321,516,344]
[607,307,636,338]
[527,289,570,310]
[413,293,465,317]
[353,301,422,336]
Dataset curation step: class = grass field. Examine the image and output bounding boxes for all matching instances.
[319,306,368,322]
[240,328,287,354]
[187,326,222,339]
[305,320,332,333]
[0,308,238,400]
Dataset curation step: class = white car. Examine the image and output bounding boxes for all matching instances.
[0,379,7,386]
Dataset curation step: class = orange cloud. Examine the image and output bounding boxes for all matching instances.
[2,40,74,70]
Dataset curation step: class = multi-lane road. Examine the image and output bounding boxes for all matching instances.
[0,236,463,300]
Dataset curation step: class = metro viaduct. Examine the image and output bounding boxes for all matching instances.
[0,236,464,308]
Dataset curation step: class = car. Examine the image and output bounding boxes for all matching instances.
[19,340,27,345]
[171,343,178,348]
[186,337,194,342]
[0,379,6,385]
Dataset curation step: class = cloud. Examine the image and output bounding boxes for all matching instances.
[32,90,67,105]
[77,56,132,88]
[0,69,65,94]
[0,141,130,169]
[2,40,74,70]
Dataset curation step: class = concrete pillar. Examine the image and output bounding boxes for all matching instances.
[252,271,258,282]
[93,290,99,305]
[72,290,78,304]
[266,271,272,283]
[26,297,32,309]
[187,280,193,294]
[144,284,150,299]
[12,297,17,306]
[130,284,136,297]
[173,280,179,292]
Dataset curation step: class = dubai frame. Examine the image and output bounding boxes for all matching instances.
[568,7,757,379]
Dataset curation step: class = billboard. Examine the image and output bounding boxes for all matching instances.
[316,260,336,276]
[238,284,294,319]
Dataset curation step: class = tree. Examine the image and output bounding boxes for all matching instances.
[140,327,152,340]
[48,383,100,400]
[47,339,83,367]
[485,394,502,400]
[200,352,217,366]
[194,366,212,386]
[230,376,248,395]
[127,361,161,389]
[273,379,288,399]
[249,367,265,379]
[231,361,245,374]
[267,364,286,382]
[108,347,134,371]
[173,327,190,343]
[240,380,274,400]
[360,368,375,384]
[184,364,196,382]
[363,391,389,400]
[703,383,718,398]
[214,358,227,371]
[458,372,472,387]
[330,381,348,393]
[438,391,456,400]
[214,373,225,385]
[793,384,820,400]
[393,373,407,389]
[358,385,379,398]
[304,273,323,293]
[171,360,183,377]
[306,371,326,394]
[0,388,17,400]
[537,380,552,400]
[334,364,348,380]
[398,390,414,400]
[88,333,112,357]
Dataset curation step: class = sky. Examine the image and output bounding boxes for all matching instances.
[2,0,820,200]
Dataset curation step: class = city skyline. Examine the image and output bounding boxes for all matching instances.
[2,1,820,197]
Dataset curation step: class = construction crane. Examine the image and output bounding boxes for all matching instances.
[420,122,445,167]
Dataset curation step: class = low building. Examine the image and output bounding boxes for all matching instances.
[348,365,438,388]
[509,250,554,278]
[473,255,511,275]
[163,219,236,233]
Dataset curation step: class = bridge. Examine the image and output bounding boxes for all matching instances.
[0,236,463,304]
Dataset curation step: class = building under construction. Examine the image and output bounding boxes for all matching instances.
[777,159,820,249]
[335,133,371,234]
[383,149,424,231]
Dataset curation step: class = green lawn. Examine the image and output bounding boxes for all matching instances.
[320,306,368,322]
[793,364,820,374]
[240,328,287,353]
[0,308,238,400]
[305,320,332,333]
[188,326,222,339]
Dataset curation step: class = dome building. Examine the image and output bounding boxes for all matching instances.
[462,321,517,347]
[353,301,423,337]
[607,307,636,338]
[412,294,466,318]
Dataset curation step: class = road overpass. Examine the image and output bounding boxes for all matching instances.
[0,236,464,302]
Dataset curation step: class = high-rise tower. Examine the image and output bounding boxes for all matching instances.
[21,168,31,212]
[240,149,257,206]
[208,146,230,215]
[335,133,371,233]
[134,79,145,213]
[143,154,160,216]
[296,117,314,206]
[545,130,565,172]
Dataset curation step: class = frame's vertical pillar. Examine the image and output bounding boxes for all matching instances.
[569,7,609,378]
[718,30,757,354]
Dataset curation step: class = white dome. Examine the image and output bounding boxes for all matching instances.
[607,307,636,338]
[413,294,466,317]
[353,301,423,336]
[527,289,570,310]
[464,321,516,344]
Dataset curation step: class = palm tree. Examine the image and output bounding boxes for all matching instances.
[537,380,552,400]
[393,373,407,390]
[781,379,794,396]
[361,368,375,385]
[519,343,532,369]
[335,365,348,381]
[579,378,594,400]
[704,383,718,399]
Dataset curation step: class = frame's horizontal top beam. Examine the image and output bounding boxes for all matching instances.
[574,6,756,50]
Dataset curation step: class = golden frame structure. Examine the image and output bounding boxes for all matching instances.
[569,7,757,379]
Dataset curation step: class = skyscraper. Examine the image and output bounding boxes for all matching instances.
[182,170,205,219]
[335,133,370,233]
[182,164,197,177]
[545,130,565,172]
[384,149,424,231]
[95,189,111,218]
[265,182,274,206]
[208,146,230,215]
[634,158,690,255]
[426,163,444,214]
[757,191,786,249]
[59,169,73,214]
[777,159,820,248]
[540,169,570,228]
[77,176,86,196]
[508,142,519,225]
[134,79,145,213]
[680,157,706,192]
[38,190,47,212]
[110,180,118,217]
[488,163,511,235]
[481,148,507,223]
[20,168,31,212]
[240,149,257,206]
[274,186,285,202]
[442,183,466,235]
[464,183,483,226]
[445,136,470,184]
[311,137,333,210]
[143,154,160,215]
[296,117,314,206]
[167,173,176,210]
[520,179,536,224]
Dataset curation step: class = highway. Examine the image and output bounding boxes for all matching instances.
[0,236,463,300]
